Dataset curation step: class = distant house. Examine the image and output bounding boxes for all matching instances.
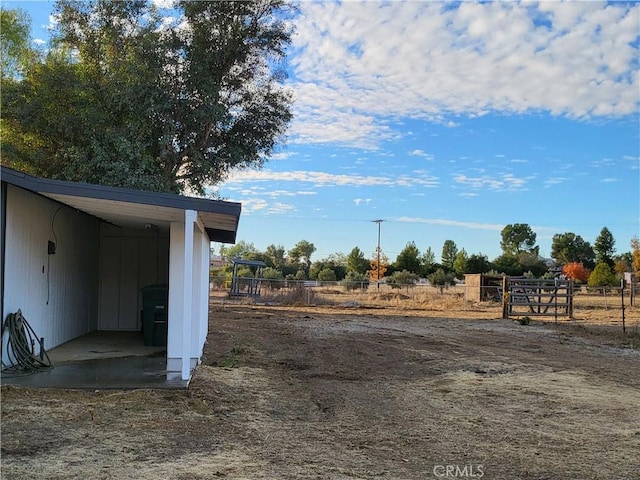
[1,166,241,381]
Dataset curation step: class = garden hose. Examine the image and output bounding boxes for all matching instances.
[1,309,52,376]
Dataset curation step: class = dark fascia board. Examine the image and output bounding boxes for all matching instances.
[206,228,237,245]
[1,166,241,217]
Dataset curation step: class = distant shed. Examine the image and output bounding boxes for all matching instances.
[464,274,504,302]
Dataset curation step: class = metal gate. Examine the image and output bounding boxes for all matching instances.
[504,278,573,319]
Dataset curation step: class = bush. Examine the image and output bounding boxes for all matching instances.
[588,262,617,287]
[342,271,369,291]
[386,270,420,289]
[317,268,337,283]
[428,268,456,293]
[563,262,591,282]
[262,267,284,290]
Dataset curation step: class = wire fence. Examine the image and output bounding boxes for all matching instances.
[210,276,640,333]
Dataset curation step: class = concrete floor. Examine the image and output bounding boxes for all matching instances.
[1,331,188,389]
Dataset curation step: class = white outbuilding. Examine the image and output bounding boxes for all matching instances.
[1,166,241,382]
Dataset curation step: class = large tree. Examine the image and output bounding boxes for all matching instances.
[500,223,538,256]
[594,226,616,268]
[288,240,316,271]
[1,0,294,194]
[453,248,468,279]
[394,241,422,274]
[466,253,491,274]
[265,244,286,269]
[550,232,595,268]
[346,246,370,274]
[441,240,458,270]
[0,8,33,79]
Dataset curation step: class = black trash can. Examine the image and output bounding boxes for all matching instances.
[141,284,168,347]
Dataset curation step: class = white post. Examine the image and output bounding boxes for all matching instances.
[181,210,196,380]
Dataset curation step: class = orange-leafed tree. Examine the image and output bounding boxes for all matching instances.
[631,236,640,273]
[562,262,591,282]
[368,248,389,283]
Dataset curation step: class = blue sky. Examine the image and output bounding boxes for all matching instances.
[11,1,640,263]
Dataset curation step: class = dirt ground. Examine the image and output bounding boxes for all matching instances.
[2,299,639,480]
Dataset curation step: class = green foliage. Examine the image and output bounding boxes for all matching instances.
[490,252,547,277]
[422,246,436,266]
[310,256,346,281]
[342,271,369,291]
[500,223,538,256]
[1,8,34,79]
[551,232,595,268]
[588,262,617,287]
[289,240,316,271]
[428,268,456,293]
[518,316,531,326]
[394,241,422,274]
[594,227,616,268]
[262,267,284,289]
[317,268,337,283]
[441,240,458,270]
[453,248,468,279]
[490,254,522,276]
[265,244,286,269]
[221,241,259,262]
[2,0,294,194]
[466,253,491,274]
[387,270,420,289]
[346,246,370,274]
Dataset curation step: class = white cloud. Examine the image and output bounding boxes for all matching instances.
[453,173,530,192]
[396,216,504,231]
[222,169,439,188]
[543,177,568,188]
[240,198,296,215]
[354,198,372,206]
[241,198,268,212]
[288,1,639,148]
[409,149,434,160]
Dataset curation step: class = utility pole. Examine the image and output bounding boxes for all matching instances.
[373,219,384,290]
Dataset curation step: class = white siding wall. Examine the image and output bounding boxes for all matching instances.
[2,185,99,356]
[98,224,169,331]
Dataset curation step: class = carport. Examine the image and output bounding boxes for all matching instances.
[1,166,241,385]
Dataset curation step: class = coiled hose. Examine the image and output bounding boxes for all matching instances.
[1,309,52,376]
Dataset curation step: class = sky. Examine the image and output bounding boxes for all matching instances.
[10,0,640,264]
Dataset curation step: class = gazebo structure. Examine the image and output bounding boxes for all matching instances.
[229,259,266,297]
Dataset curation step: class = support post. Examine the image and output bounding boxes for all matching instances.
[502,276,509,319]
[181,210,195,381]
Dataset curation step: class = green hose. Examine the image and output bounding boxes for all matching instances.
[1,309,53,376]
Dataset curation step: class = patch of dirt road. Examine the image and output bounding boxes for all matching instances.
[2,303,639,479]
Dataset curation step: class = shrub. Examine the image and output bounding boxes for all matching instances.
[588,262,617,287]
[317,268,337,283]
[342,271,369,291]
[428,268,456,293]
[387,270,420,289]
[262,267,284,290]
[562,262,590,282]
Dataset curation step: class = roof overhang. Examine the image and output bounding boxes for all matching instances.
[1,167,241,244]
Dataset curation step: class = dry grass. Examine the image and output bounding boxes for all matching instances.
[4,301,640,479]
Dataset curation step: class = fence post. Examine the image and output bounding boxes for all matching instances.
[568,280,574,319]
[502,276,509,319]
[621,279,626,334]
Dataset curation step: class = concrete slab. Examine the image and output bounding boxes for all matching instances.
[1,331,188,390]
